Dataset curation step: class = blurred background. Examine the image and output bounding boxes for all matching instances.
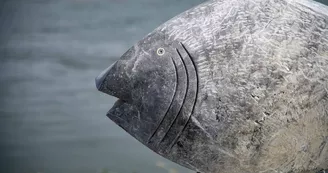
[0,0,205,173]
[0,0,327,173]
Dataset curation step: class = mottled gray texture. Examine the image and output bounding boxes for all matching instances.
[96,0,328,172]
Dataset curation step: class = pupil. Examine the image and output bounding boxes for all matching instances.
[157,48,164,55]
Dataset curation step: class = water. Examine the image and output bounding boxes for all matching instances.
[0,0,206,173]
[1,0,328,173]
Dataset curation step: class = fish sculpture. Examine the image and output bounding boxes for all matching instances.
[95,0,328,172]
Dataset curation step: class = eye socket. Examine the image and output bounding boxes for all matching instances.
[157,48,165,56]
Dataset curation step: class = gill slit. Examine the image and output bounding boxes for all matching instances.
[158,48,189,144]
[169,42,199,149]
[147,57,179,143]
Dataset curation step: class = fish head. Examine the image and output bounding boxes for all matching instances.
[95,32,179,148]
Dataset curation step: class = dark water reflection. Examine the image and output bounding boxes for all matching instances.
[0,0,327,173]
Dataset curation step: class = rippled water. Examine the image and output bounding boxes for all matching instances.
[1,0,327,173]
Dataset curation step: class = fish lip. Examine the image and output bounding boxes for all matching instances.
[106,99,127,118]
[95,62,116,91]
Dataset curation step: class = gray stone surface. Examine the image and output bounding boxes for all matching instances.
[96,0,328,172]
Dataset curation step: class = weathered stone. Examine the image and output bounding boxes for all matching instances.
[96,0,328,172]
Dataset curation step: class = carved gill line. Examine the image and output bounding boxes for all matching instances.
[169,42,199,149]
[158,48,190,144]
[147,57,178,144]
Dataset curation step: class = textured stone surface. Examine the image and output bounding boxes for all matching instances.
[96,0,328,172]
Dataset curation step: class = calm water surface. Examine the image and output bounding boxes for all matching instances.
[1,0,327,173]
[0,0,205,173]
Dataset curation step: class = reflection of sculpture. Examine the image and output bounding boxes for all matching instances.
[96,0,328,172]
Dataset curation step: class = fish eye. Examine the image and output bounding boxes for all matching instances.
[157,48,165,56]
